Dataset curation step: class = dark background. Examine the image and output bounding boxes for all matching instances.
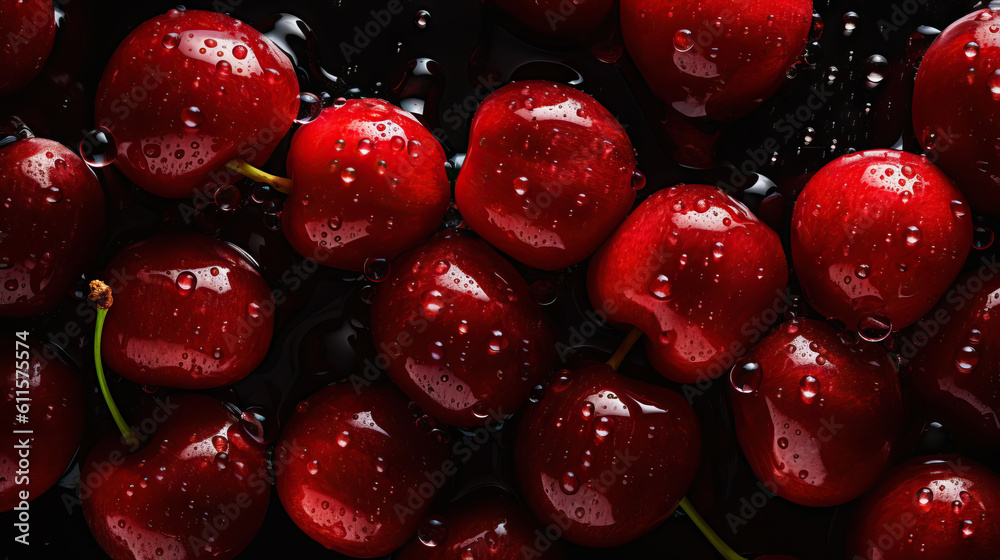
[2,0,998,558]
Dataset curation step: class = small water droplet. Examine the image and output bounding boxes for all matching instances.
[777,437,789,449]
[800,375,820,402]
[418,517,446,547]
[162,33,180,49]
[181,106,203,128]
[414,9,431,29]
[955,346,979,373]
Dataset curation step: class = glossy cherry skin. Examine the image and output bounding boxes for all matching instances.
[907,270,1000,455]
[456,80,637,270]
[620,0,812,165]
[282,98,451,271]
[728,318,904,507]
[370,231,555,428]
[80,394,270,560]
[588,184,788,384]
[394,492,566,559]
[514,363,701,547]
[275,382,450,558]
[845,455,1000,560]
[491,0,614,40]
[791,150,972,334]
[94,9,298,199]
[913,8,1000,215]
[100,232,274,389]
[1,337,85,512]
[0,0,55,95]
[0,138,106,317]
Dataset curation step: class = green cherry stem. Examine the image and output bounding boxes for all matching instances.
[89,280,138,447]
[606,328,643,372]
[679,497,748,560]
[226,159,292,194]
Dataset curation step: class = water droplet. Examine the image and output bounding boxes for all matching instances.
[842,12,859,35]
[336,431,350,448]
[858,314,892,342]
[488,330,508,354]
[407,140,423,158]
[917,487,934,506]
[247,302,261,319]
[414,9,431,29]
[561,471,580,494]
[905,226,922,246]
[307,460,319,475]
[212,436,228,453]
[215,60,231,77]
[79,127,117,167]
[328,216,341,231]
[955,346,979,373]
[777,437,789,449]
[182,106,203,128]
[962,520,974,538]
[45,187,62,203]
[162,33,180,49]
[364,257,391,283]
[649,274,672,300]
[973,226,995,249]
[296,93,323,124]
[631,170,646,190]
[731,362,762,394]
[865,54,889,83]
[513,176,529,196]
[673,29,694,52]
[855,264,870,279]
[800,375,820,402]
[433,261,450,274]
[233,45,248,60]
[421,290,445,318]
[175,271,197,295]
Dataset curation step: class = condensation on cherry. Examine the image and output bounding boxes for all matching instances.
[731,361,763,394]
[79,127,118,168]
[363,257,391,282]
[295,92,323,124]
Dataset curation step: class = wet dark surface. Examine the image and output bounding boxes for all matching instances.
[2,0,999,558]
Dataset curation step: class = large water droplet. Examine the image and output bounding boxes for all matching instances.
[649,274,672,300]
[731,362,763,394]
[176,271,197,295]
[418,517,446,546]
[800,375,820,402]
[864,54,889,83]
[955,346,979,373]
[561,471,580,494]
[79,128,117,167]
[673,29,694,52]
[917,487,934,506]
[858,314,892,342]
[364,257,391,283]
[296,92,323,124]
[182,106,203,128]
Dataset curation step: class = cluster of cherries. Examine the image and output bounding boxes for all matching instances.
[3,0,1000,559]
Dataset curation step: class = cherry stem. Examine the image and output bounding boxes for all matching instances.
[606,328,642,372]
[226,159,292,194]
[679,497,748,560]
[88,280,138,447]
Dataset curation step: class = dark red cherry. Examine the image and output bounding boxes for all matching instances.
[913,8,1000,215]
[80,394,270,560]
[907,270,1000,455]
[515,363,700,547]
[620,0,812,166]
[99,232,274,389]
[282,98,451,271]
[93,9,299,198]
[275,382,450,557]
[846,455,1000,560]
[1,336,85,512]
[370,231,555,428]
[0,0,55,95]
[588,184,788,384]
[1,137,106,317]
[791,150,972,336]
[394,492,566,559]
[729,318,905,507]
[456,80,637,270]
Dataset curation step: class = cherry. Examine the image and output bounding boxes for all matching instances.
[370,230,555,428]
[455,80,637,270]
[913,7,1000,215]
[0,137,106,317]
[275,381,450,557]
[491,0,615,41]
[1,335,86,512]
[282,98,451,271]
[98,232,274,389]
[619,0,812,167]
[80,394,271,560]
[790,150,972,336]
[907,270,1000,456]
[728,318,905,507]
[0,0,55,95]
[394,491,566,559]
[93,8,299,198]
[845,455,1000,559]
[514,363,700,547]
[587,184,788,384]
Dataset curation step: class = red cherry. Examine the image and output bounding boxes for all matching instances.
[275,382,450,557]
[99,232,274,389]
[588,184,788,384]
[80,394,270,560]
[729,318,904,507]
[456,80,637,270]
[907,270,1000,455]
[394,492,566,559]
[1,336,85,512]
[491,0,615,40]
[846,455,1000,559]
[0,137,106,317]
[0,0,55,95]
[620,0,812,166]
[94,9,298,198]
[370,231,555,428]
[514,363,700,547]
[791,150,972,335]
[282,98,451,271]
[913,8,1000,215]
